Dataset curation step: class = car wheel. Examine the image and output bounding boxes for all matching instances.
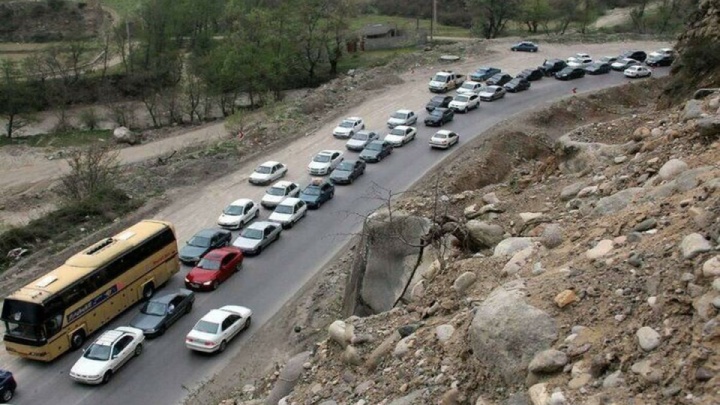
[256,245,263,255]
[1,388,13,402]
[463,107,467,113]
[254,210,259,219]
[142,284,155,300]
[158,325,167,336]
[135,343,143,356]
[186,303,193,314]
[245,316,252,330]
[70,330,86,351]
[211,280,219,291]
[102,371,113,384]
[218,340,227,353]
[235,263,242,273]
[349,176,354,184]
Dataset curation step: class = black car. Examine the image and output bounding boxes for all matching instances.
[424,107,454,127]
[359,140,393,163]
[645,54,673,67]
[0,369,16,403]
[129,290,195,338]
[584,62,611,75]
[330,160,366,184]
[504,78,531,93]
[511,41,538,52]
[539,59,567,76]
[516,68,544,81]
[179,229,232,264]
[469,66,501,82]
[555,67,585,81]
[425,95,454,112]
[486,73,513,86]
[619,50,647,62]
[299,179,335,209]
[611,58,641,71]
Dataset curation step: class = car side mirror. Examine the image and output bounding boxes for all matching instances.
[112,354,118,359]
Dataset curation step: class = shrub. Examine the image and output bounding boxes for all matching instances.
[79,108,100,130]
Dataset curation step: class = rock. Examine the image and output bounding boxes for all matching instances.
[469,283,557,385]
[467,220,506,248]
[628,252,644,267]
[593,188,644,216]
[436,324,455,343]
[658,159,689,180]
[354,380,373,396]
[695,367,714,381]
[549,391,567,405]
[393,335,414,358]
[528,383,550,405]
[697,117,720,139]
[388,389,427,405]
[633,126,651,141]
[439,388,460,405]
[502,246,535,277]
[540,224,563,249]
[568,373,592,389]
[589,354,609,377]
[703,256,720,277]
[113,126,138,145]
[483,192,500,204]
[614,156,627,164]
[528,349,568,374]
[577,186,599,198]
[602,370,625,388]
[453,272,477,295]
[319,401,337,405]
[631,359,654,377]
[554,290,579,308]
[693,292,718,320]
[633,218,657,232]
[464,204,482,219]
[343,345,362,365]
[328,320,350,348]
[365,332,401,370]
[586,240,614,259]
[560,182,587,201]
[264,351,312,405]
[714,279,720,292]
[410,280,425,301]
[494,237,535,257]
[519,212,546,226]
[397,324,419,338]
[680,233,712,259]
[683,99,704,121]
[636,326,661,351]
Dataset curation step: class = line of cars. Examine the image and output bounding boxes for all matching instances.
[538,48,673,81]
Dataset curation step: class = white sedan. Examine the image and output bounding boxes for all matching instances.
[69,327,145,385]
[567,57,593,68]
[217,199,259,229]
[384,125,417,147]
[386,109,418,128]
[268,198,307,229]
[456,80,484,95]
[260,180,300,208]
[332,117,365,138]
[308,150,344,176]
[448,93,480,113]
[185,305,252,353]
[429,130,459,149]
[624,65,652,78]
[249,161,287,185]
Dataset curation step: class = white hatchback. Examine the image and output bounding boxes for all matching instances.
[332,117,365,138]
[185,305,252,353]
[386,109,418,128]
[624,65,652,78]
[268,197,307,229]
[384,125,417,147]
[69,326,145,385]
[249,161,287,185]
[308,150,344,176]
[217,199,259,229]
[260,180,300,208]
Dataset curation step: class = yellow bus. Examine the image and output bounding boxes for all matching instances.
[1,219,179,361]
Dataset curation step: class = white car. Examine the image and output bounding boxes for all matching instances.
[217,199,259,229]
[249,161,287,185]
[387,109,418,128]
[308,150,344,176]
[649,48,673,57]
[268,198,307,229]
[332,117,365,138]
[384,125,417,147]
[624,65,652,78]
[69,327,145,385]
[260,180,300,208]
[567,57,593,68]
[185,305,252,353]
[448,93,480,113]
[574,52,591,59]
[456,80,484,95]
[429,130,459,149]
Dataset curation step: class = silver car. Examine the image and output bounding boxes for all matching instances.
[345,130,379,151]
[231,221,282,255]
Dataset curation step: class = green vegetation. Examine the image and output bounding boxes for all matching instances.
[0,130,113,148]
[100,0,143,17]
[337,46,417,72]
[350,15,472,38]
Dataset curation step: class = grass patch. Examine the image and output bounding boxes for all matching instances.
[100,0,143,17]
[350,14,471,38]
[337,46,417,72]
[0,129,113,148]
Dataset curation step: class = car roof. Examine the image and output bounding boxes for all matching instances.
[203,247,239,261]
[485,85,501,90]
[196,228,224,237]
[318,149,342,156]
[278,197,302,206]
[229,198,253,206]
[395,109,413,114]
[475,66,497,70]
[392,125,411,130]
[200,309,233,324]
[150,292,180,305]
[430,95,448,101]
[270,180,294,188]
[260,161,281,167]
[463,80,481,85]
[368,139,385,144]
[94,329,126,346]
[345,116,362,121]
[435,130,453,136]
[247,221,280,230]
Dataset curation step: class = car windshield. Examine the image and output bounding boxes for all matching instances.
[390,128,406,136]
[435,133,448,139]
[142,301,167,316]
[198,258,221,270]
[455,95,470,102]
[267,186,286,196]
[366,142,382,151]
[188,235,211,247]
[391,112,408,119]
[430,110,443,117]
[240,228,264,240]
[339,121,355,128]
[337,161,354,171]
[83,343,111,361]
[460,82,475,89]
[430,96,445,103]
[303,187,321,196]
[194,320,219,334]
[275,205,294,214]
[255,165,272,174]
[432,74,446,81]
[474,68,489,74]
[223,205,244,215]
[352,133,369,140]
[314,154,332,163]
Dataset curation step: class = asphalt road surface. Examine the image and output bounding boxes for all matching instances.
[3,65,669,405]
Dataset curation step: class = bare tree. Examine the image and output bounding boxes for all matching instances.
[60,146,120,201]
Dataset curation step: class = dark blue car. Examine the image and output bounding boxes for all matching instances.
[299,179,335,209]
[511,41,538,52]
[0,369,16,403]
[469,66,501,82]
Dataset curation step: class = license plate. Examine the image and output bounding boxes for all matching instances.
[190,283,200,288]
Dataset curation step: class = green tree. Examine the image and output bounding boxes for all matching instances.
[466,0,522,39]
[521,0,552,33]
[0,60,38,138]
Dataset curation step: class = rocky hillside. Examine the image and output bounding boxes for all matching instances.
[224,84,720,405]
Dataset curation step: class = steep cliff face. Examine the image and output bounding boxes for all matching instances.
[661,0,720,106]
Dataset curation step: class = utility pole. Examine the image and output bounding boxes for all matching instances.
[430,0,437,42]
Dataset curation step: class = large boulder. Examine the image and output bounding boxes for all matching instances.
[467,220,505,248]
[469,281,558,385]
[555,135,634,174]
[593,188,644,216]
[264,351,312,405]
[113,126,138,145]
[494,237,535,257]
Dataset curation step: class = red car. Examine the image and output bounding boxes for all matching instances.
[184,247,244,291]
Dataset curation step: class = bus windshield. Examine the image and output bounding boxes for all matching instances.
[1,299,44,341]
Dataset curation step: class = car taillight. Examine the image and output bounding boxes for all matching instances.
[186,338,194,343]
[204,341,214,346]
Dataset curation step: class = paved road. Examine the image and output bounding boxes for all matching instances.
[2,63,669,404]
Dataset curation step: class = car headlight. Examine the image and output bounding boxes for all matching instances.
[184,277,190,283]
[203,281,213,286]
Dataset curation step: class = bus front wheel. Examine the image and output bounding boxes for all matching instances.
[142,283,155,300]
[70,330,85,351]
